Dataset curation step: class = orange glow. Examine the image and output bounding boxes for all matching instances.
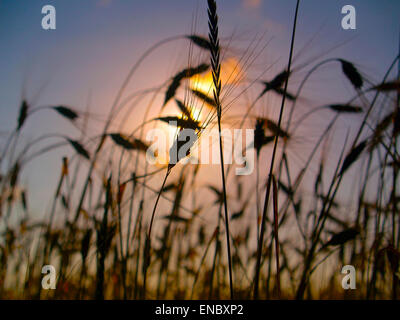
[152,58,244,166]
[190,57,244,97]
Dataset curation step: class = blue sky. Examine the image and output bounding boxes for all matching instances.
[1,0,399,123]
[0,0,399,216]
[1,0,399,116]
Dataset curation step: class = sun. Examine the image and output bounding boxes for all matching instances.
[189,57,244,97]
[152,58,244,166]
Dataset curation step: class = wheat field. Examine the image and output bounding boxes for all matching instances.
[0,0,399,300]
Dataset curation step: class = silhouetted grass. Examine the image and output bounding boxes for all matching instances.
[0,0,399,301]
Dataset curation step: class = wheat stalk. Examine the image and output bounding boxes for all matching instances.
[207,0,234,299]
[254,0,300,299]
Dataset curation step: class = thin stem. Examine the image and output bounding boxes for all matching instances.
[254,0,300,299]
[207,0,234,299]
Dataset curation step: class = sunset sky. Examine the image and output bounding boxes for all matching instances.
[1,0,399,121]
[0,0,399,216]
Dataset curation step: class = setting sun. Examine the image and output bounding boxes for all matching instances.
[190,57,245,96]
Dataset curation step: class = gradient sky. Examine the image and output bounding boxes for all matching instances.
[0,0,399,216]
[1,0,399,119]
